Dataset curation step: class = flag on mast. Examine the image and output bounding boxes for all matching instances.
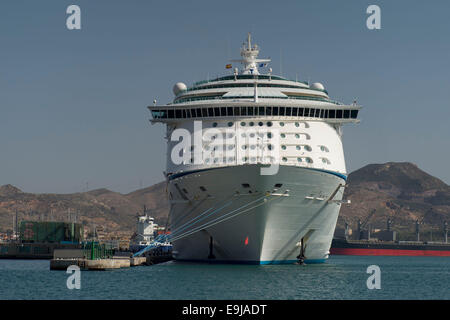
[225,64,232,69]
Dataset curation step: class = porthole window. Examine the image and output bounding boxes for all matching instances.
[258,122,263,126]
[228,133,234,138]
[296,146,301,150]
[295,134,300,139]
[306,157,313,163]
[242,145,247,150]
[281,133,286,138]
[282,157,287,162]
[305,145,312,151]
[205,158,210,163]
[267,121,273,127]
[249,133,255,138]
[280,122,285,127]
[242,157,248,162]
[295,122,299,127]
[249,122,254,127]
[212,122,218,127]
[267,132,273,138]
[228,122,233,127]
[241,133,246,138]
[250,145,256,150]
[241,122,246,126]
[267,144,273,150]
[228,145,234,150]
[297,157,302,162]
[281,145,286,150]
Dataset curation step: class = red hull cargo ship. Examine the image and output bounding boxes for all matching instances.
[330,238,450,257]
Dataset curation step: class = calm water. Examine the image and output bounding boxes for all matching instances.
[0,256,449,300]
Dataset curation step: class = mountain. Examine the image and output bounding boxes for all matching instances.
[339,162,450,231]
[1,162,449,239]
[0,182,168,238]
[0,184,23,197]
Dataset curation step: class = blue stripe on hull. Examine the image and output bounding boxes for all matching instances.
[175,259,327,265]
[168,166,347,181]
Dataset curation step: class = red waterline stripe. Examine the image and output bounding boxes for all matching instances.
[330,248,450,257]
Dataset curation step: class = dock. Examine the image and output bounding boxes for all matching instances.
[50,245,172,270]
[50,252,148,270]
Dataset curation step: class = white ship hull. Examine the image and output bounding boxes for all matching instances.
[147,34,360,264]
[168,164,346,264]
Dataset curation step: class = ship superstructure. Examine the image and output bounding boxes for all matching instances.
[148,34,360,264]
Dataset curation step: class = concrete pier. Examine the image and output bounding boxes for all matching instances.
[130,257,146,266]
[50,256,148,270]
[50,259,81,270]
[50,258,130,270]
[49,247,169,270]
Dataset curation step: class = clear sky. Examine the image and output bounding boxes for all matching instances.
[1,0,449,194]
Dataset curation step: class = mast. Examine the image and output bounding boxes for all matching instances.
[230,33,270,75]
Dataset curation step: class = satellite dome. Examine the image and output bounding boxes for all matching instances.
[173,82,187,96]
[310,82,325,91]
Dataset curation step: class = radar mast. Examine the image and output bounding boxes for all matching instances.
[231,33,271,75]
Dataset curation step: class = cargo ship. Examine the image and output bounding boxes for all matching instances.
[330,238,450,257]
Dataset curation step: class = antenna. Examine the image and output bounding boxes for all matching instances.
[279,48,282,76]
[229,33,270,76]
[254,75,258,103]
[227,35,231,62]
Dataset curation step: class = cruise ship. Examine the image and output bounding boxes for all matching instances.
[148,34,360,264]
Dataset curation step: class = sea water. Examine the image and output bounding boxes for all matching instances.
[0,256,448,300]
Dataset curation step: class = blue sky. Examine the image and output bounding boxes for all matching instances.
[1,0,449,194]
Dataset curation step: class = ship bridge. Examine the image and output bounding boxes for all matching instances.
[150,33,360,124]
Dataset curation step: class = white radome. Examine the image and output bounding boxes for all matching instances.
[173,82,187,96]
[310,82,325,91]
